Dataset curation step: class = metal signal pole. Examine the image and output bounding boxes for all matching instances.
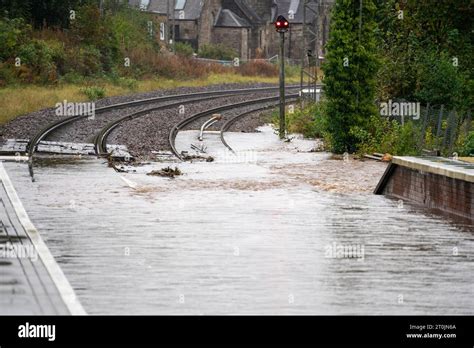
[275,15,289,139]
[167,0,170,43]
[279,31,286,139]
[172,0,176,53]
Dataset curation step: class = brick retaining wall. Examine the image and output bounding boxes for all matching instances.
[381,164,473,222]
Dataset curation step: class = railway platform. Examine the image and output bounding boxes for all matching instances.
[375,156,474,222]
[0,162,85,315]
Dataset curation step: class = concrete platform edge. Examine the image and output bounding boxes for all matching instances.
[0,162,86,315]
[392,156,474,183]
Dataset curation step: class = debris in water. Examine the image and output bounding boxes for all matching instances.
[363,153,393,162]
[107,156,128,172]
[191,144,207,154]
[147,167,182,178]
[181,152,214,162]
[382,153,393,162]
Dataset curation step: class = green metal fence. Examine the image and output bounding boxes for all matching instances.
[415,105,472,155]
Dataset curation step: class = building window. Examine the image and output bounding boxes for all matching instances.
[139,0,150,11]
[175,0,186,10]
[175,25,180,39]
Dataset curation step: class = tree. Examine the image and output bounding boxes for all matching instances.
[374,0,473,110]
[322,0,379,153]
[0,0,97,28]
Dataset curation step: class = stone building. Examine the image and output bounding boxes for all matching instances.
[129,0,334,61]
[267,0,333,61]
[129,0,205,49]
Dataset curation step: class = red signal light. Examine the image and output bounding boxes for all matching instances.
[275,15,289,32]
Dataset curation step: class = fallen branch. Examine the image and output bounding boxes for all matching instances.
[147,167,182,178]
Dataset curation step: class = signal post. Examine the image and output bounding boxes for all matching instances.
[275,15,289,139]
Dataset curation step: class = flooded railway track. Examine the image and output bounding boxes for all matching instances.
[169,94,300,160]
[220,104,287,153]
[25,86,304,169]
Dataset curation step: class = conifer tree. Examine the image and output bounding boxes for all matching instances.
[322,0,379,153]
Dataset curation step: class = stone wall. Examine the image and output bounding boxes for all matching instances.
[266,24,304,60]
[212,27,249,60]
[148,14,168,48]
[198,0,222,48]
[177,20,198,41]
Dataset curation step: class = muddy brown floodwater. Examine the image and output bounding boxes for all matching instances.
[5,126,474,315]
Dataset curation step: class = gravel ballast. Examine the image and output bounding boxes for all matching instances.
[0,83,283,143]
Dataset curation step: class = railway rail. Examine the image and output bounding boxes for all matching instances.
[219,102,296,153]
[93,94,230,156]
[23,85,304,178]
[168,94,299,160]
[26,85,300,159]
[19,83,328,179]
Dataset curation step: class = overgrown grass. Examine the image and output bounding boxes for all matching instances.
[271,101,330,143]
[0,72,300,124]
[80,86,106,100]
[0,85,85,124]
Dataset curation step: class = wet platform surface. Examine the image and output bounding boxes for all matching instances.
[4,127,474,315]
[392,156,474,182]
[0,163,83,315]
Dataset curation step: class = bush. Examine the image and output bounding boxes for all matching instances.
[17,39,57,83]
[285,63,303,80]
[123,47,226,80]
[81,86,106,100]
[461,131,474,156]
[116,77,138,90]
[107,7,157,51]
[415,54,465,110]
[350,115,421,156]
[238,60,278,77]
[121,77,138,90]
[42,39,66,73]
[0,62,17,86]
[175,42,194,57]
[64,45,102,76]
[271,101,330,143]
[0,17,31,61]
[290,102,328,139]
[70,4,120,73]
[60,71,85,84]
[198,43,237,61]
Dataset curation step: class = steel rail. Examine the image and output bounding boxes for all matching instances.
[169,93,299,160]
[219,99,297,153]
[94,94,229,156]
[26,85,301,159]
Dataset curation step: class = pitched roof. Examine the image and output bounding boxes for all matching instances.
[128,0,333,24]
[144,0,167,13]
[215,9,251,28]
[130,0,204,20]
[234,0,264,25]
[128,0,145,8]
[272,0,319,24]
